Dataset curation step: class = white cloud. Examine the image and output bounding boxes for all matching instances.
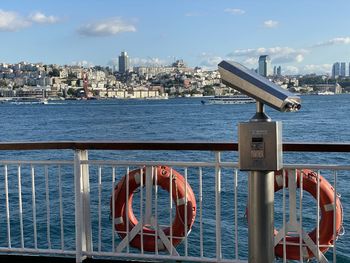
[130,57,167,67]
[302,64,332,74]
[108,57,167,67]
[71,60,94,67]
[280,64,332,75]
[0,9,61,31]
[272,54,304,64]
[29,12,59,24]
[200,56,223,69]
[243,57,258,68]
[228,46,307,64]
[283,66,299,75]
[224,8,245,15]
[78,18,136,37]
[313,37,350,47]
[0,9,31,31]
[295,54,304,63]
[198,52,223,69]
[108,58,118,66]
[263,20,279,28]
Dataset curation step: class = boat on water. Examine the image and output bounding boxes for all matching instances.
[201,95,255,105]
[317,91,335,95]
[0,97,48,104]
[144,95,169,100]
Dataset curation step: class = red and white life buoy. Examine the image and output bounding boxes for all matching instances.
[274,169,343,260]
[111,166,196,251]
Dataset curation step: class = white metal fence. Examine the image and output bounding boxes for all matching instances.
[0,150,347,263]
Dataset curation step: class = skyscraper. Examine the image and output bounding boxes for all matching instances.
[119,51,129,73]
[258,55,271,77]
[340,62,346,77]
[277,66,282,76]
[332,62,340,78]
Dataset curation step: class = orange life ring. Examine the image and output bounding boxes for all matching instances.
[274,169,343,260]
[111,166,196,251]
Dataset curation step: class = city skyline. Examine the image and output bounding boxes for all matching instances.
[1,0,350,75]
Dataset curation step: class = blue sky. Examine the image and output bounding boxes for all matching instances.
[1,0,350,74]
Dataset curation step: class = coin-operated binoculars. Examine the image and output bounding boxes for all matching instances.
[218,60,301,263]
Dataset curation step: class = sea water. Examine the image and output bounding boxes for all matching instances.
[0,95,349,261]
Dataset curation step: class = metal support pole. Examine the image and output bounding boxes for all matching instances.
[248,171,275,263]
[248,102,275,263]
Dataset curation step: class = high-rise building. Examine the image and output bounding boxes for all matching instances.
[277,66,282,76]
[273,65,282,77]
[332,62,340,78]
[118,51,129,73]
[258,55,271,77]
[340,62,346,77]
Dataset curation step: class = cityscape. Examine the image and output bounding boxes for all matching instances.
[1,2,350,263]
[0,52,349,101]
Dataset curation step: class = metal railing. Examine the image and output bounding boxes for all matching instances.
[0,142,348,263]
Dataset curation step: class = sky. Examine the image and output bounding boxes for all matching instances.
[1,0,350,75]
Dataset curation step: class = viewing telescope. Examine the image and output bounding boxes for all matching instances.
[218,60,302,263]
[218,60,301,112]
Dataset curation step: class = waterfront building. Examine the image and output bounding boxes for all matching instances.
[119,51,129,74]
[0,88,15,97]
[313,83,343,94]
[258,55,271,77]
[340,62,346,77]
[332,62,340,78]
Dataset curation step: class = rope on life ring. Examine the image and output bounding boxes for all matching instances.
[274,169,343,260]
[111,166,196,252]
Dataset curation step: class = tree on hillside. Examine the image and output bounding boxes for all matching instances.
[48,68,60,77]
[203,85,214,96]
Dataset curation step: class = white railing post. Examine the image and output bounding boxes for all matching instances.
[74,150,93,263]
[215,152,222,261]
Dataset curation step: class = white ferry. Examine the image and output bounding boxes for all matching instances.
[0,97,48,104]
[201,95,255,105]
[317,91,335,95]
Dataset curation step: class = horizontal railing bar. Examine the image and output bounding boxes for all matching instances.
[81,160,239,168]
[284,164,350,170]
[86,251,247,263]
[0,248,75,255]
[1,159,349,171]
[0,160,73,165]
[83,160,350,171]
[1,159,347,170]
[0,141,350,152]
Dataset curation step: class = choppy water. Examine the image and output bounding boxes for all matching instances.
[0,95,349,261]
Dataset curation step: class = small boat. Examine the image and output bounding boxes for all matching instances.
[317,91,335,95]
[201,95,255,105]
[2,97,48,105]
